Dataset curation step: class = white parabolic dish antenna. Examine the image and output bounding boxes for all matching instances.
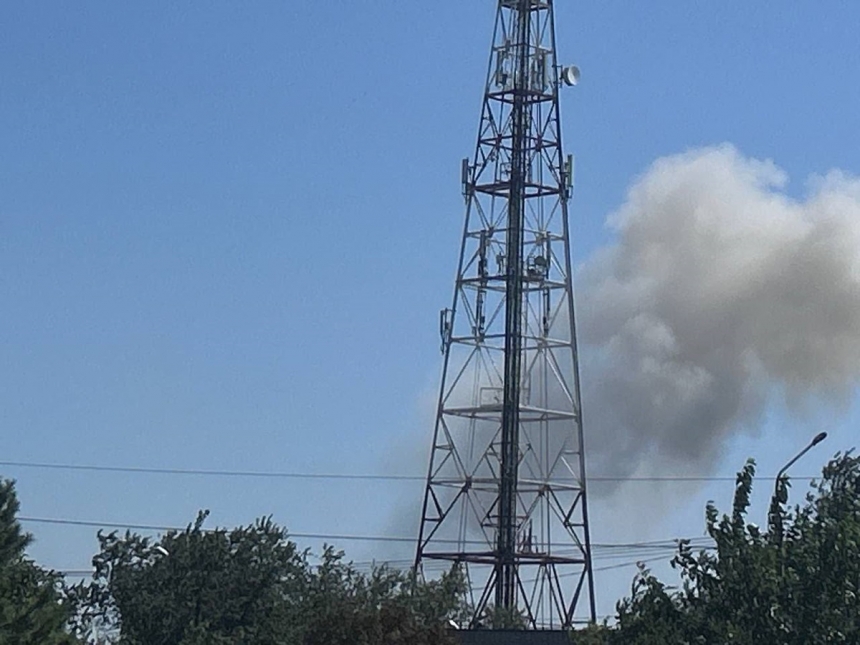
[561,65,581,86]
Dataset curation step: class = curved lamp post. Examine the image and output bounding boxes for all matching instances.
[770,431,827,545]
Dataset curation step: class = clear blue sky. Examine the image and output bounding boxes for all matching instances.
[2,1,859,618]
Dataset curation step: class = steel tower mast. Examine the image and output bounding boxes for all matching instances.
[415,0,596,629]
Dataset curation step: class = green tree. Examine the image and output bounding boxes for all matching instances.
[68,511,308,644]
[574,451,860,644]
[0,478,77,644]
[69,511,467,644]
[299,546,467,645]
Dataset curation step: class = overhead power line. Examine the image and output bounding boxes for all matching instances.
[18,516,421,542]
[56,556,680,576]
[594,555,672,573]
[18,515,713,552]
[0,460,818,483]
[59,553,678,581]
[0,460,420,481]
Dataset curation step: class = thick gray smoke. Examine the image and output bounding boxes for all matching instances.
[579,145,860,480]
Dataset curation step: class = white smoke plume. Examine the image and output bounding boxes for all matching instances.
[579,145,860,480]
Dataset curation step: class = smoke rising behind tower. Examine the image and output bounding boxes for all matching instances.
[579,145,860,482]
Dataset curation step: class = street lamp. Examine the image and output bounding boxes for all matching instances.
[770,431,827,544]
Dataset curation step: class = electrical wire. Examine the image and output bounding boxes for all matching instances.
[594,554,672,573]
[17,516,426,542]
[13,463,719,584]
[0,459,818,483]
[19,514,713,555]
[0,460,421,481]
[33,512,712,583]
[58,553,690,581]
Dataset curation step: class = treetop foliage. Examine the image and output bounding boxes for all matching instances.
[67,510,468,644]
[0,479,77,644]
[573,451,860,644]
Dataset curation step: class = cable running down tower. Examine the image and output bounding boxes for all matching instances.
[415,0,595,629]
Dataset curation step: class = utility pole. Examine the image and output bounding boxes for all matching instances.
[769,431,828,545]
[415,0,595,629]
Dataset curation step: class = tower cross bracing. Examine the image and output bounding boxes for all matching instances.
[415,0,596,629]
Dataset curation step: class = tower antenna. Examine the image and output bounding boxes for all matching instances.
[416,0,596,629]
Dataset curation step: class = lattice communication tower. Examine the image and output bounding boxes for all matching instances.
[415,0,596,629]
